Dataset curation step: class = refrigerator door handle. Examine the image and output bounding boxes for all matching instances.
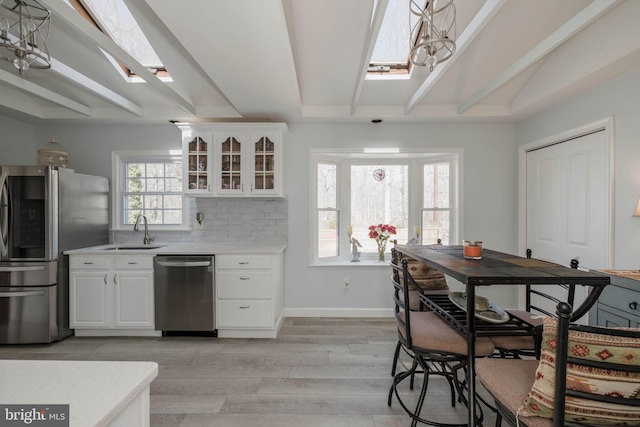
[0,171,7,257]
[0,265,46,272]
[0,290,46,298]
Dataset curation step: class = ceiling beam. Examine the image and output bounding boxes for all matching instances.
[39,0,196,116]
[350,0,389,115]
[0,68,91,115]
[405,0,508,114]
[50,59,143,116]
[457,0,623,114]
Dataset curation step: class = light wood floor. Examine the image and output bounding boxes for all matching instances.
[0,318,498,426]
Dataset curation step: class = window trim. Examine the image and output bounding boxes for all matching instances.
[111,150,189,231]
[310,148,461,265]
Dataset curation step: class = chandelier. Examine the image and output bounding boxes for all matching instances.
[409,0,456,72]
[0,0,51,75]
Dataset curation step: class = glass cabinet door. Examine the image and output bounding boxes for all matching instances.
[254,136,275,191]
[187,136,208,191]
[220,136,242,191]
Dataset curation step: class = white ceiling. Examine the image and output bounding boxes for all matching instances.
[0,0,639,125]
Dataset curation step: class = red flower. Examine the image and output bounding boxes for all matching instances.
[368,224,397,242]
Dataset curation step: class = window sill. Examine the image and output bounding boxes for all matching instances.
[311,260,392,267]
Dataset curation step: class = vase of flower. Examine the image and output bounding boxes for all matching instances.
[377,240,387,261]
[368,223,397,262]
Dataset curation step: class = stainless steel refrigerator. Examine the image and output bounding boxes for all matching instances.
[0,166,109,344]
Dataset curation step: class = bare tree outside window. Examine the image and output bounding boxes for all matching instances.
[350,164,408,253]
[313,152,456,263]
[124,160,183,225]
[318,163,338,257]
[422,162,450,244]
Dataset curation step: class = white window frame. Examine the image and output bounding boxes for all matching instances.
[310,148,460,265]
[112,150,189,231]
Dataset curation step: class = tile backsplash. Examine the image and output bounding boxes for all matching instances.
[112,197,288,245]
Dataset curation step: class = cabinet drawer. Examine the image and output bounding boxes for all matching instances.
[70,256,109,270]
[598,284,640,316]
[112,256,154,270]
[597,306,631,328]
[217,255,271,270]
[217,271,272,299]
[217,300,272,328]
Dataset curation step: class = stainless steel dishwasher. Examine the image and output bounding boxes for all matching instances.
[153,255,216,336]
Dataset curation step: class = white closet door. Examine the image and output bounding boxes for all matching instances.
[526,130,610,319]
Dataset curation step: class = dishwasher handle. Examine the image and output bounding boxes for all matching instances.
[155,260,211,268]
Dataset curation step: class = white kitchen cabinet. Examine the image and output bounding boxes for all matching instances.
[591,271,640,328]
[183,131,212,195]
[69,255,155,334]
[180,123,288,197]
[215,253,284,338]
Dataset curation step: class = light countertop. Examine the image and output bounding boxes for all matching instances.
[65,243,287,256]
[0,360,157,426]
[597,269,640,281]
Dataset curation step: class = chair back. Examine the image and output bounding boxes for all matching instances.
[548,303,640,426]
[390,253,413,348]
[525,249,579,318]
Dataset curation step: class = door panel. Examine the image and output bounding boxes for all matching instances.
[526,130,609,269]
[526,130,610,322]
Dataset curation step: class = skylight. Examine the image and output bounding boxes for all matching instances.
[78,0,169,80]
[368,0,423,77]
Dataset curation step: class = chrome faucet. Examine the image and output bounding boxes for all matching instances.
[133,214,154,245]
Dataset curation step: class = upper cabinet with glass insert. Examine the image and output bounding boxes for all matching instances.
[183,133,211,194]
[180,123,288,197]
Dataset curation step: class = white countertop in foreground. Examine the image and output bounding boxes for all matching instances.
[65,242,287,255]
[0,360,158,427]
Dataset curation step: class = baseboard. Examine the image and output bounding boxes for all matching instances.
[74,329,162,337]
[284,308,394,318]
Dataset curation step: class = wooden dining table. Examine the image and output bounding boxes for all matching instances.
[395,244,611,426]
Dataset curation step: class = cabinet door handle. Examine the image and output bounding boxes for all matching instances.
[128,262,138,265]
[240,277,250,280]
[113,274,118,285]
[104,274,108,285]
[84,262,94,265]
[238,262,249,265]
[239,306,250,309]
[630,302,638,310]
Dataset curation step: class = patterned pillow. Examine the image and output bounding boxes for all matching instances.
[518,317,640,426]
[398,257,448,291]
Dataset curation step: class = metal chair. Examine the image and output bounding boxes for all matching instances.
[390,245,450,377]
[389,257,496,426]
[477,302,640,427]
[489,251,581,358]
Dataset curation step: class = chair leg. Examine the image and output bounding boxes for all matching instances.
[411,357,431,427]
[388,357,418,407]
[391,340,401,376]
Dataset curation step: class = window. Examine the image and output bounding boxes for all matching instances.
[71,0,171,81]
[311,150,459,264]
[112,151,187,229]
[368,0,425,78]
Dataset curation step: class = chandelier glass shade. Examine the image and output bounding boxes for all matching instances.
[409,0,456,72]
[0,0,51,75]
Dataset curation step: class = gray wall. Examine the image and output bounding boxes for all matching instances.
[3,64,639,313]
[284,122,519,313]
[516,66,640,269]
[20,120,519,313]
[0,115,37,164]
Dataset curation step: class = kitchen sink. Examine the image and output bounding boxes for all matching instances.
[105,245,166,250]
